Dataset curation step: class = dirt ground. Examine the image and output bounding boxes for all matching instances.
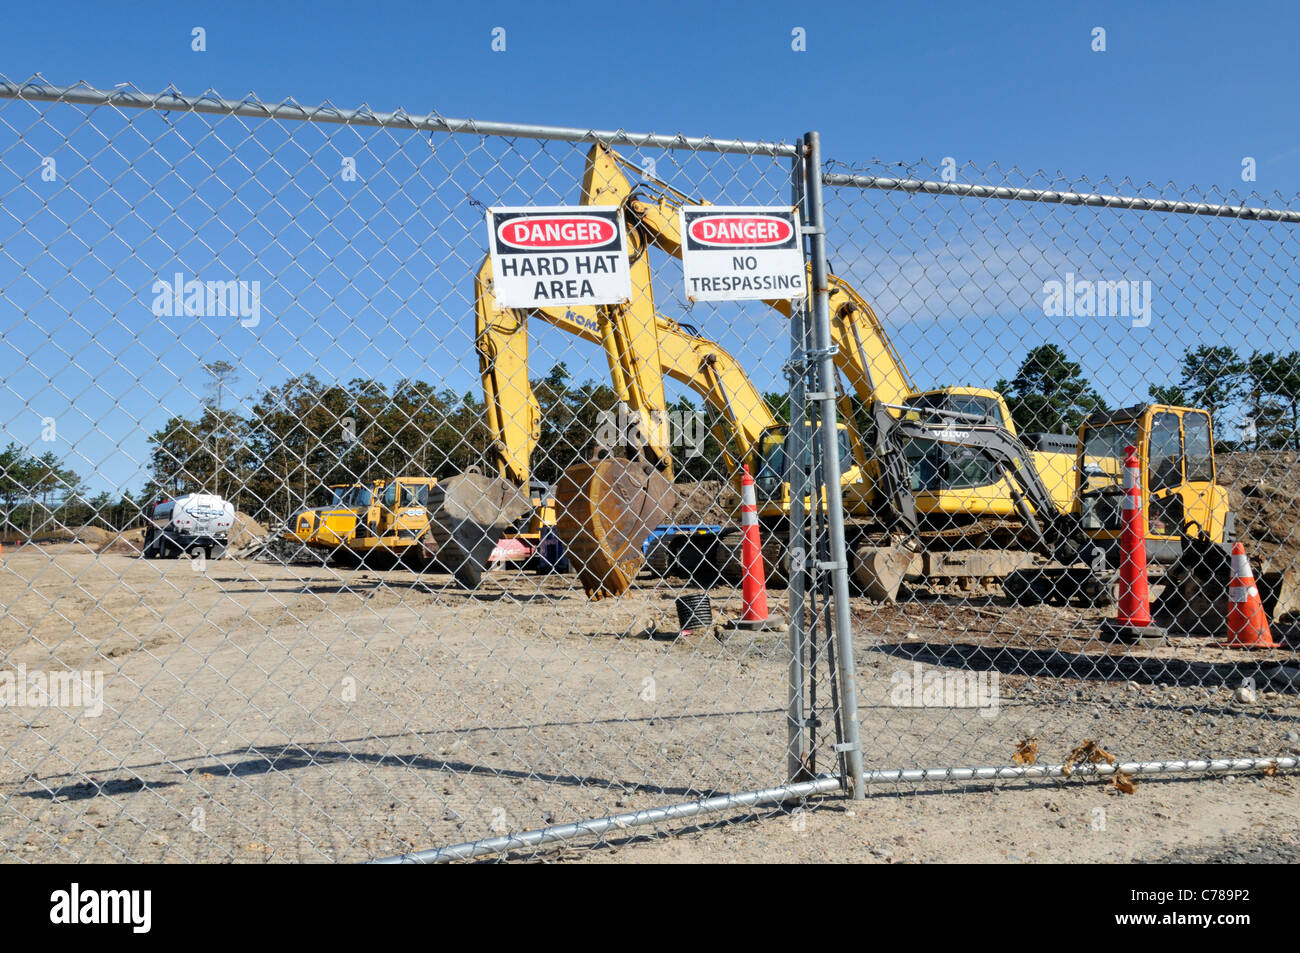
[1,543,1297,864]
[1219,451,1300,570]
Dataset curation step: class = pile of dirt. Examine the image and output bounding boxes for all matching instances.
[1217,451,1300,571]
[99,527,145,555]
[670,480,734,525]
[229,512,269,549]
[24,524,114,546]
[4,524,148,555]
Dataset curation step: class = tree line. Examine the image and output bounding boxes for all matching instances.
[991,343,1300,449]
[141,361,746,525]
[0,443,135,537]
[3,343,1294,539]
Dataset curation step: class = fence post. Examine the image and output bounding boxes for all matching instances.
[802,130,865,799]
[786,150,810,782]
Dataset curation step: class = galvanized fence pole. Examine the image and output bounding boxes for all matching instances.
[802,131,865,799]
[785,150,811,782]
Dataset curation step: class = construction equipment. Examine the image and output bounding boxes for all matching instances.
[283,481,383,559]
[578,143,1095,593]
[450,142,1250,614]
[284,475,546,578]
[283,477,434,568]
[343,475,440,567]
[143,493,234,560]
[469,254,704,597]
[444,143,1079,598]
[875,399,1281,628]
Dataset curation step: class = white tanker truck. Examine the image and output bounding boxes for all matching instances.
[142,493,235,560]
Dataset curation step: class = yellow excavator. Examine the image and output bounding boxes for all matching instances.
[445,142,1252,619]
[447,142,1085,598]
[861,396,1239,604]
[458,144,1074,593]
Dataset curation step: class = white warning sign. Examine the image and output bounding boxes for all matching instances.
[486,206,632,309]
[679,206,804,302]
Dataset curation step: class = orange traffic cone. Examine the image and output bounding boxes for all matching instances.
[1221,542,1279,649]
[726,465,785,633]
[1101,445,1166,644]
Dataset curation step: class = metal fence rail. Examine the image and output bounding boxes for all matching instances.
[0,79,801,156]
[822,169,1300,221]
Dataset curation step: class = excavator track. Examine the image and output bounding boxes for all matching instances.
[557,457,677,600]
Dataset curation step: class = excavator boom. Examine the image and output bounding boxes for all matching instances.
[475,246,785,596]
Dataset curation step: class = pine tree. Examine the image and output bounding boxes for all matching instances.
[993,344,1107,434]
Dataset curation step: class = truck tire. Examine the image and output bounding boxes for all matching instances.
[330,548,362,569]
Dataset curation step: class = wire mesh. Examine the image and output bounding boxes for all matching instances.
[820,154,1300,793]
[4,76,1297,864]
[0,78,843,862]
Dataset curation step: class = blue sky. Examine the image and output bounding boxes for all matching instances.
[2,0,1299,496]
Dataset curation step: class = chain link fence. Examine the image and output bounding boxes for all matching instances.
[822,157,1300,793]
[1,78,1297,863]
[0,79,866,862]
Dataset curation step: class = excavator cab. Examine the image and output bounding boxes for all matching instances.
[900,387,1078,518]
[902,389,1011,497]
[1077,404,1232,560]
[751,421,864,515]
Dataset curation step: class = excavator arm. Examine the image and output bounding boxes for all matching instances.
[593,144,918,411]
[477,246,781,473]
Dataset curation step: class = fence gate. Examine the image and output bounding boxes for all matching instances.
[819,156,1300,792]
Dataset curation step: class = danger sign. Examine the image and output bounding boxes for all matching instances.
[679,206,804,302]
[487,206,632,309]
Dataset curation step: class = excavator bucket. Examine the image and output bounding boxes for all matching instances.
[852,542,921,602]
[556,457,677,600]
[424,473,531,588]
